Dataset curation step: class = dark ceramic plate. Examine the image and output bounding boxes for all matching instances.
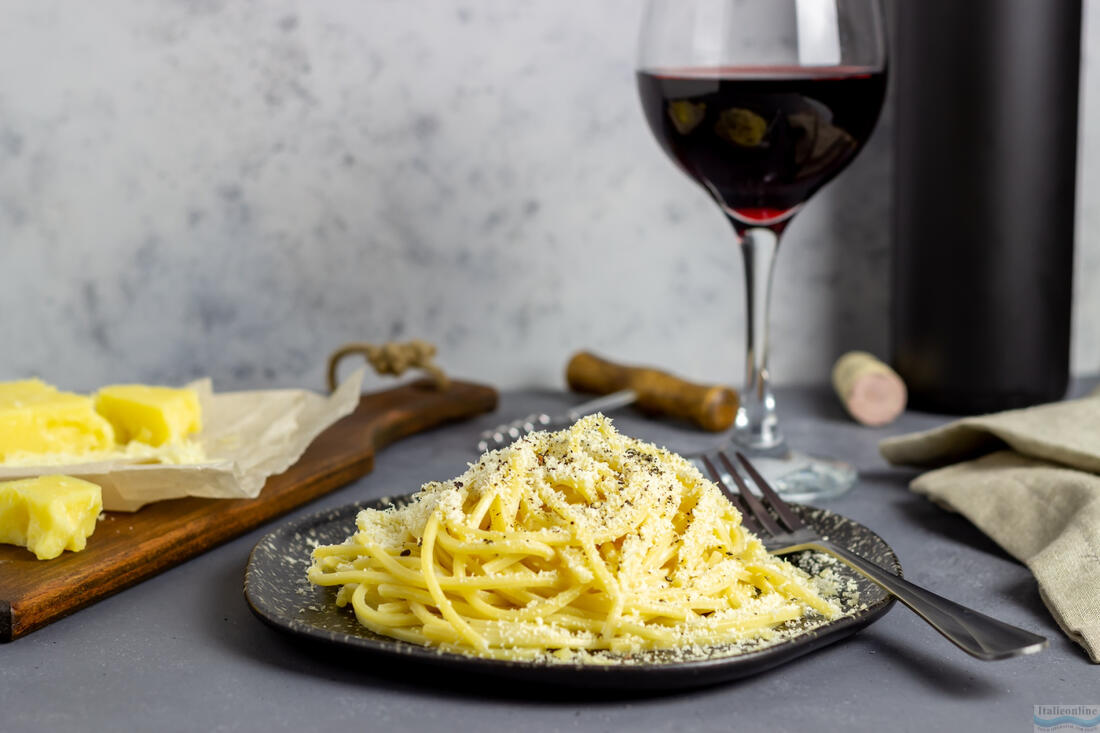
[245,495,900,690]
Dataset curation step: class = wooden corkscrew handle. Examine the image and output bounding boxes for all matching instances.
[565,352,739,432]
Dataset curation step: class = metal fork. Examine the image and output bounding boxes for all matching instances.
[701,450,1048,661]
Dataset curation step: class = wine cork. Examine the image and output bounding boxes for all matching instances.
[832,351,907,426]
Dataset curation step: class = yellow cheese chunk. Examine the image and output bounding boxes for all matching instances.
[0,475,102,560]
[94,384,202,447]
[0,379,116,462]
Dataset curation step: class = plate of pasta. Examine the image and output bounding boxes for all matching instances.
[245,416,899,688]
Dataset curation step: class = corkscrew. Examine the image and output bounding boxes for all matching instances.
[475,352,739,453]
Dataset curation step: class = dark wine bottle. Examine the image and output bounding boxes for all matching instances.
[892,0,1082,414]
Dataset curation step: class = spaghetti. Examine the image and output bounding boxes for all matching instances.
[307,415,838,661]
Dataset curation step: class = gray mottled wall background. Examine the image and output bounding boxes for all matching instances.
[1,1,1097,393]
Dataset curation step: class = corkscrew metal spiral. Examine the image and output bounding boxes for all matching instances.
[475,390,637,453]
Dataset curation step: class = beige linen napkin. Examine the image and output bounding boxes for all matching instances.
[879,393,1100,662]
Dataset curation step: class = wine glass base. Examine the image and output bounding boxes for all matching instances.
[698,445,857,503]
[738,449,857,502]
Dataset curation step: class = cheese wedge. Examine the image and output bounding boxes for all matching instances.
[94,384,202,447]
[0,475,102,559]
[0,379,116,462]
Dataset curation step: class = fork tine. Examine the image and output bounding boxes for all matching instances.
[734,451,806,532]
[729,494,765,535]
[699,455,765,535]
[699,454,738,505]
[715,452,786,536]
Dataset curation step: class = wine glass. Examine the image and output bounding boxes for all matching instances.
[636,0,887,499]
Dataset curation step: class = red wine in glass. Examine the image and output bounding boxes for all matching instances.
[637,66,887,229]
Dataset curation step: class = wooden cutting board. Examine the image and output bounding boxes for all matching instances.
[0,378,497,642]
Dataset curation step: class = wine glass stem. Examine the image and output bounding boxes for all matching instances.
[733,224,784,452]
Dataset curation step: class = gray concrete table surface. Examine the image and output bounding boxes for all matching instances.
[1,384,1096,733]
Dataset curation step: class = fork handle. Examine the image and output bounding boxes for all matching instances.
[811,540,1048,660]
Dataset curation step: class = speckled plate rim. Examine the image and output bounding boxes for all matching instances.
[244,496,900,690]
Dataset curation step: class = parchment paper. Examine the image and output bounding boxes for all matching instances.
[0,369,364,511]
